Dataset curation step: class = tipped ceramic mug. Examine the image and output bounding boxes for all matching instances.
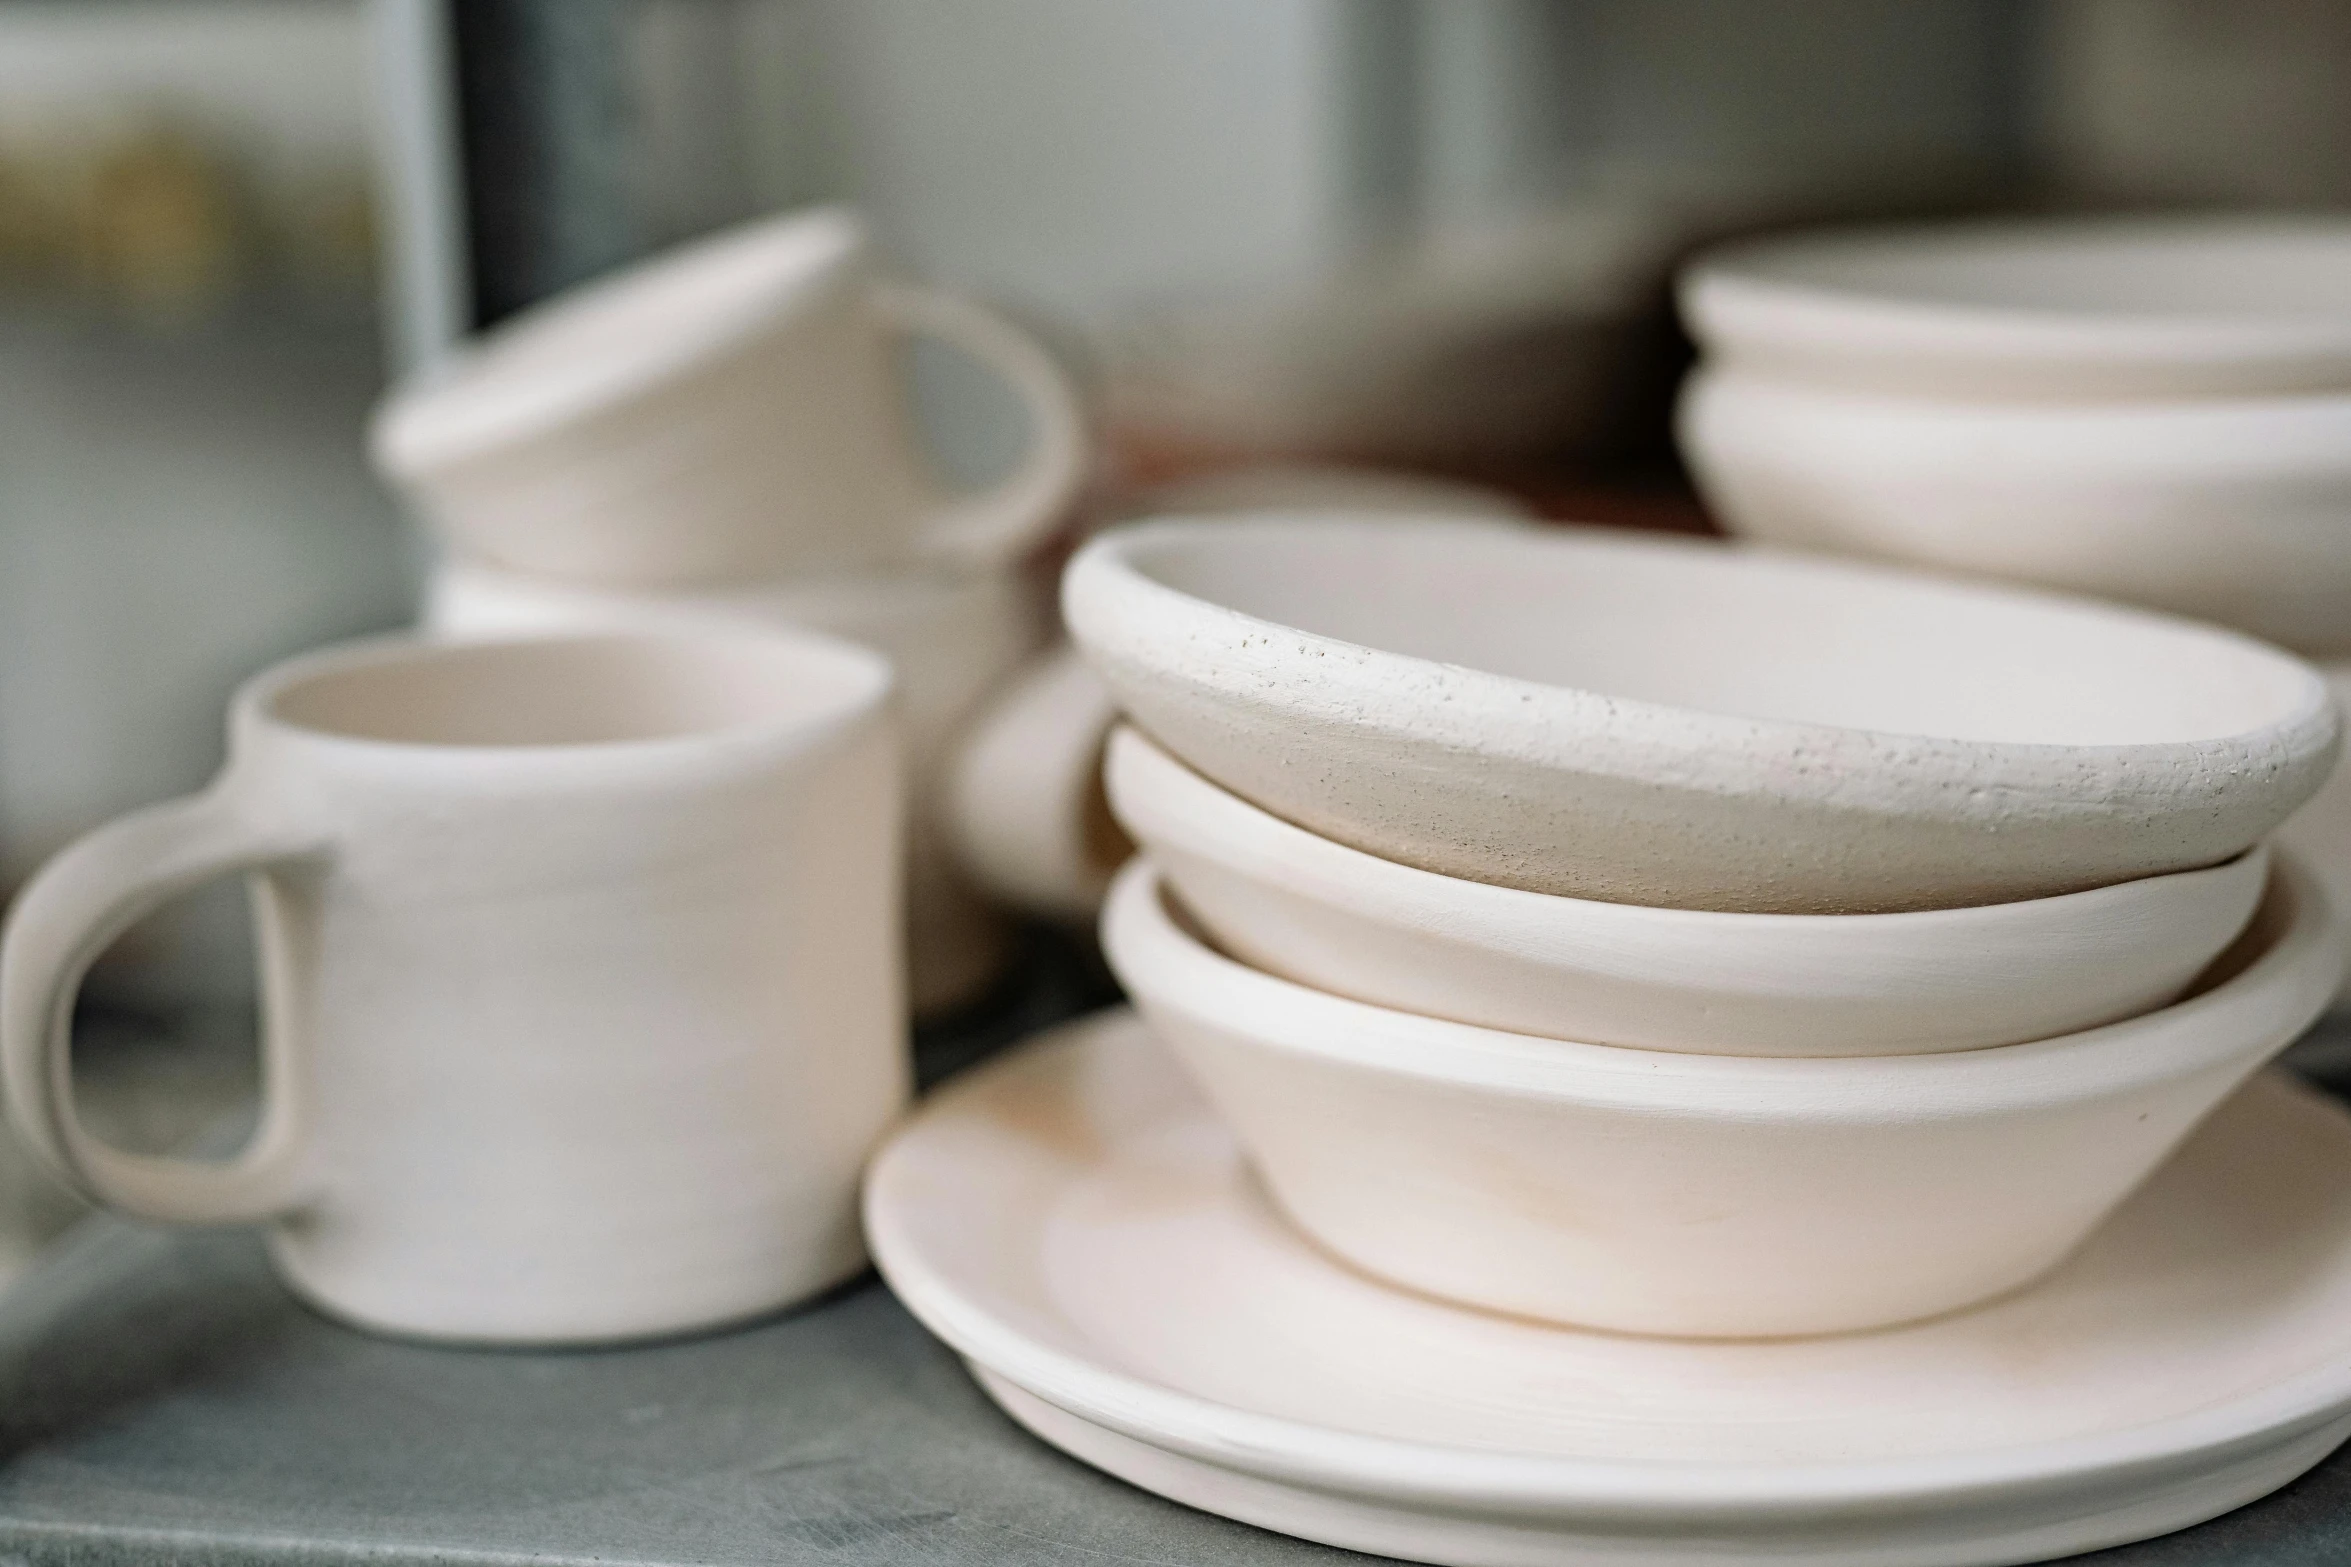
[0,630,906,1344]
[371,206,1086,587]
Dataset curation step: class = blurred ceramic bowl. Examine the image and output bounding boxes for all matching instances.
[425,556,1045,1016]
[1681,215,2351,401]
[1680,370,2351,656]
[1107,726,2269,1056]
[1063,517,2336,914]
[1102,855,2344,1338]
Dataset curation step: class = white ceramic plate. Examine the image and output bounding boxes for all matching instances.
[867,1009,2351,1567]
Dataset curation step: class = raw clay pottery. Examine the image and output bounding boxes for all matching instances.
[1063,516,2337,913]
[1680,215,2351,400]
[944,644,1131,925]
[372,206,1084,587]
[1100,856,2345,1338]
[425,555,1044,1016]
[1,630,906,1344]
[1679,370,2351,656]
[867,1008,2351,1567]
[1108,725,2268,1056]
[2279,659,2351,1009]
[1010,483,1524,927]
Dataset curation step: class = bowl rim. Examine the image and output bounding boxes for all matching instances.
[1065,516,2338,766]
[1678,214,2351,389]
[1100,853,2344,1116]
[1106,720,2271,946]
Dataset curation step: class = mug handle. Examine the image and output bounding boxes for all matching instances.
[945,644,1131,924]
[874,282,1087,570]
[1,791,326,1224]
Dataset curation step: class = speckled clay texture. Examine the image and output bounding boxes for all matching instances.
[1064,516,2338,913]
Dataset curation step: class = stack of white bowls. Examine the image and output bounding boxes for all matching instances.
[1674,215,2351,995]
[1066,516,2346,1338]
[371,207,1088,1016]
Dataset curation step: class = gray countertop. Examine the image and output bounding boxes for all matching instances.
[5,981,2351,1566]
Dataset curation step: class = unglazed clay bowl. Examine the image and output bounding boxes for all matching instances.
[1680,371,2351,656]
[1102,856,2345,1338]
[1680,215,2351,401]
[1107,726,2269,1056]
[1063,516,2337,913]
[2279,660,2351,1009]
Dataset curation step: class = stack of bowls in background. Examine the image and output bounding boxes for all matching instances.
[370,206,1088,1017]
[1066,516,2344,1337]
[1675,216,2351,999]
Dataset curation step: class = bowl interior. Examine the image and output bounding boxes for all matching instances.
[1126,522,2320,747]
[1718,219,2351,325]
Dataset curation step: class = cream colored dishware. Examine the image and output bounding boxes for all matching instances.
[1101,856,2344,1338]
[948,472,1530,930]
[372,207,1085,587]
[1680,215,2351,400]
[1108,726,2268,1056]
[425,555,1043,1015]
[866,1009,2351,1567]
[1,631,906,1344]
[944,644,1130,926]
[1680,371,2351,655]
[1677,216,2351,654]
[2281,659,2351,1009]
[1065,516,2337,913]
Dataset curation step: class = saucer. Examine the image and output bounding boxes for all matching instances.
[865,1009,2351,1567]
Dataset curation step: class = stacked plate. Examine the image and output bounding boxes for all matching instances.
[869,517,2351,1566]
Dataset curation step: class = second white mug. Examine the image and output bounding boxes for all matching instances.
[371,207,1086,587]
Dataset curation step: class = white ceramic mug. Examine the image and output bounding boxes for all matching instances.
[423,555,1046,1015]
[0,630,906,1344]
[371,206,1086,587]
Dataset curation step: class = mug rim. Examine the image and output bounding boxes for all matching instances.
[232,628,893,764]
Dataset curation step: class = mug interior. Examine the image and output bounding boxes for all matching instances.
[1126,521,2320,748]
[265,633,885,748]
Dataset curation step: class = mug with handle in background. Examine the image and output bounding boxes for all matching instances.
[369,206,1087,589]
[1,629,905,1344]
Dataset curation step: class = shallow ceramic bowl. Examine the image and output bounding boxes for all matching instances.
[1680,370,2351,656]
[1063,516,2336,913]
[1102,855,2344,1338]
[1680,215,2351,400]
[1108,726,2269,1056]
